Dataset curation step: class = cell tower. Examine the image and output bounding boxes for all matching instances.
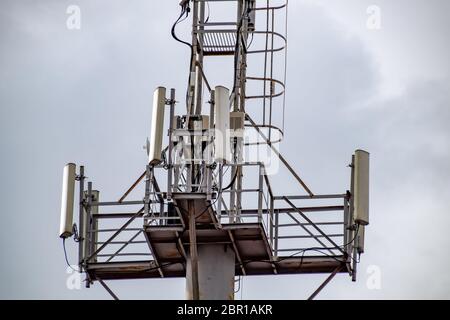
[59,0,370,300]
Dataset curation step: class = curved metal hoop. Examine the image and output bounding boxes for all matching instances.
[245,76,285,100]
[254,1,288,12]
[245,0,289,145]
[244,124,284,145]
[246,31,287,54]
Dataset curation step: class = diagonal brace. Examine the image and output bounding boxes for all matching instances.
[86,206,144,263]
[283,197,346,256]
[307,265,342,300]
[97,278,119,300]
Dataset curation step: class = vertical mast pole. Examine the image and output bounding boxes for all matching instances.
[78,165,85,270]
[194,0,205,115]
[188,201,200,300]
[167,88,176,200]
[188,0,198,116]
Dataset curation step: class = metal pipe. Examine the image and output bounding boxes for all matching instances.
[195,61,211,92]
[144,165,152,217]
[85,182,92,262]
[278,222,343,227]
[258,164,263,223]
[217,164,223,222]
[92,200,148,206]
[194,0,205,115]
[273,194,345,200]
[78,166,85,270]
[95,240,146,245]
[268,8,275,141]
[276,248,344,253]
[118,171,145,203]
[278,234,343,240]
[93,228,143,233]
[167,89,175,200]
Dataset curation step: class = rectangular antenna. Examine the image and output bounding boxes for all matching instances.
[59,163,76,238]
[214,86,231,162]
[149,87,166,165]
[353,149,370,225]
[357,225,365,254]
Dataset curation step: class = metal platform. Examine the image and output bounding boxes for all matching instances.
[84,176,352,283]
[86,193,349,281]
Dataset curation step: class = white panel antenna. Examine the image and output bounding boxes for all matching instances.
[148,87,166,165]
[59,163,76,238]
[357,225,365,254]
[214,86,231,162]
[353,149,370,225]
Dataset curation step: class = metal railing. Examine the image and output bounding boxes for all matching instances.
[80,163,352,268]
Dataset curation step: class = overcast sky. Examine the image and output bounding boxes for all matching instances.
[0,0,449,299]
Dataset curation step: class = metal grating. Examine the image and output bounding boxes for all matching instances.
[198,30,237,55]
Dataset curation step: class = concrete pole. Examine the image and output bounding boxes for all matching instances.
[186,244,235,300]
[188,201,200,300]
[185,199,235,300]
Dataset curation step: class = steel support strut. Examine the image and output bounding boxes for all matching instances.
[307,265,343,300]
[97,278,119,300]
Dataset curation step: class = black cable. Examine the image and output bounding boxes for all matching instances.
[72,223,80,242]
[205,1,210,23]
[343,224,360,248]
[178,8,190,25]
[168,165,230,222]
[194,157,243,220]
[274,224,362,263]
[230,4,254,101]
[171,7,192,49]
[234,275,241,294]
[246,32,255,50]
[142,261,180,273]
[170,6,194,111]
[234,229,364,271]
[236,247,344,271]
[230,12,246,100]
[284,225,362,267]
[62,238,79,273]
[222,166,239,191]
[283,224,362,265]
[194,194,219,219]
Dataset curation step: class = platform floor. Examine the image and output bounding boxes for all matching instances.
[86,255,346,280]
[87,222,347,281]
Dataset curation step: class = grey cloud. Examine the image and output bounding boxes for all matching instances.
[1,0,449,299]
